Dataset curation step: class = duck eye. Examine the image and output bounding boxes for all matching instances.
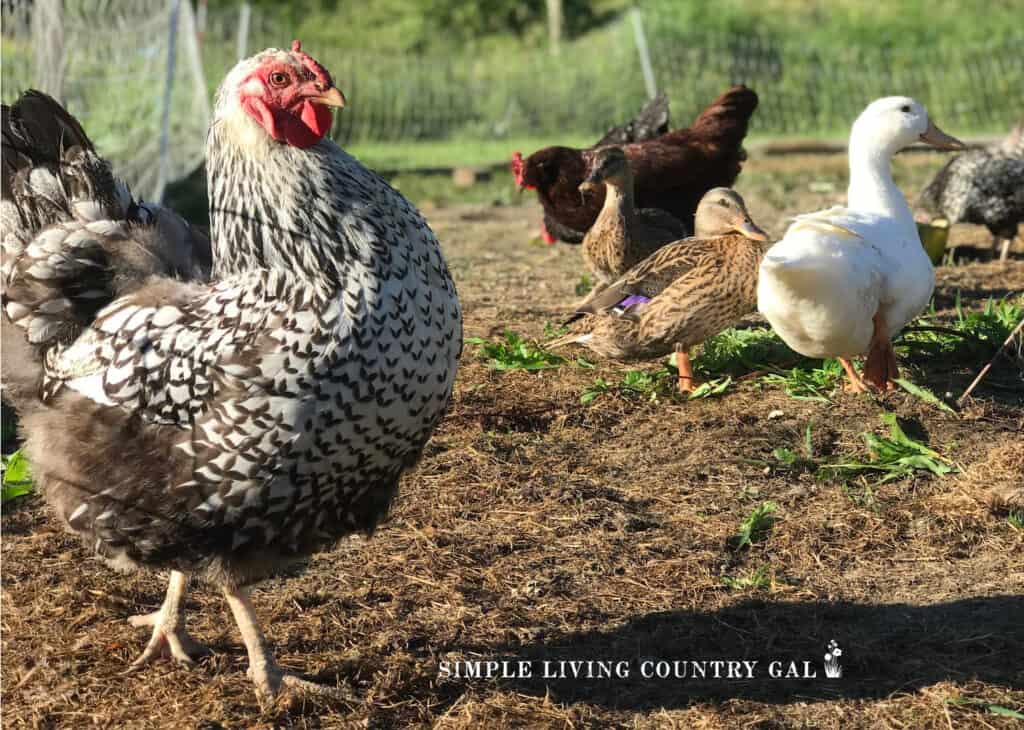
[900,105,911,113]
[269,71,289,87]
[718,198,728,207]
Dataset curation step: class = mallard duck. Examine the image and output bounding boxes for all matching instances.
[550,188,767,392]
[757,96,964,393]
[919,119,1023,261]
[579,146,689,286]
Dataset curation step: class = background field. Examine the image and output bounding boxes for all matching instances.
[2,148,1023,728]
[3,0,1023,199]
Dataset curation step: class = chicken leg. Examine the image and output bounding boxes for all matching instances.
[674,344,696,393]
[223,585,353,706]
[861,310,899,391]
[998,238,1011,262]
[127,571,209,670]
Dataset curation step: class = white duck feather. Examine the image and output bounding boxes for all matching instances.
[758,97,963,373]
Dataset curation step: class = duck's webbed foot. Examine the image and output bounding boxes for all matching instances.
[861,311,899,391]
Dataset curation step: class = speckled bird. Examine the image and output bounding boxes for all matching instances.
[1,41,462,702]
[919,120,1024,260]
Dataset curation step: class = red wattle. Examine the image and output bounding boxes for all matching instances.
[244,97,334,149]
[301,100,334,140]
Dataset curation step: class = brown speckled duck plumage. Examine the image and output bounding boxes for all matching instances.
[552,188,768,361]
[580,146,688,285]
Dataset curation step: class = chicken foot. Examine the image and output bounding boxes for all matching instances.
[127,571,209,670]
[223,585,354,706]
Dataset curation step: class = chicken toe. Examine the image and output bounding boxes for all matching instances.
[224,585,353,706]
[126,571,209,670]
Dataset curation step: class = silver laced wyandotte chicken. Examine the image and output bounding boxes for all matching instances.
[0,41,463,704]
[919,119,1024,261]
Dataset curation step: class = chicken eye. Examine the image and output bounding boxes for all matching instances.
[900,105,911,113]
[718,198,729,207]
[269,71,289,88]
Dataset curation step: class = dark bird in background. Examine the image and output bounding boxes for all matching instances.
[919,119,1024,260]
[1,40,462,703]
[593,92,671,147]
[511,86,758,245]
[516,93,670,245]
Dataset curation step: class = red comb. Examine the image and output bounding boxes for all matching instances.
[290,39,332,88]
[510,151,526,186]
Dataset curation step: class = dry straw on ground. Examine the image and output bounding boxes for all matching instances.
[2,153,1022,728]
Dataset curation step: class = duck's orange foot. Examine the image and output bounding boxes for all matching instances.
[862,311,899,391]
[675,347,697,394]
[838,357,871,393]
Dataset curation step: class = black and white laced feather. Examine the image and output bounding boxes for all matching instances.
[1,90,211,407]
[919,120,1024,246]
[4,48,462,587]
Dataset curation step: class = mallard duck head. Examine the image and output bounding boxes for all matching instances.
[579,146,630,193]
[851,97,965,154]
[695,188,768,241]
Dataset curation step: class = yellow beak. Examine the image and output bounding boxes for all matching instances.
[311,87,346,109]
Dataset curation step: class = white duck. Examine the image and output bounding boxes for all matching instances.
[757,97,964,392]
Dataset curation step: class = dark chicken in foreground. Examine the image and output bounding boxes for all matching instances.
[512,86,758,244]
[0,41,462,704]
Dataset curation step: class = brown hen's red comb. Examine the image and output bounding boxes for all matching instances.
[290,39,333,88]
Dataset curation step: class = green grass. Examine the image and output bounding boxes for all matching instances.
[893,378,957,415]
[580,365,675,404]
[574,274,594,298]
[693,327,845,402]
[721,565,772,591]
[945,697,1024,721]
[693,327,799,376]
[769,421,818,474]
[349,135,594,172]
[1,450,34,504]
[754,414,956,498]
[731,501,778,550]
[761,360,846,403]
[467,331,566,371]
[898,293,1024,362]
[686,376,734,400]
[822,413,956,485]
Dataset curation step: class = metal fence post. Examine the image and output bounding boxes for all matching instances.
[180,0,211,125]
[631,8,657,100]
[32,0,65,102]
[237,3,252,61]
[155,0,182,203]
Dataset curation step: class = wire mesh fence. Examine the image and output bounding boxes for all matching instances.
[1,0,209,201]
[3,1,1022,193]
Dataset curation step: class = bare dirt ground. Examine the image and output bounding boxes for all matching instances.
[2,153,1023,728]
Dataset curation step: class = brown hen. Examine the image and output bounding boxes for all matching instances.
[511,86,758,243]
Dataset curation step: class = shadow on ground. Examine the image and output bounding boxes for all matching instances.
[454,595,1023,708]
